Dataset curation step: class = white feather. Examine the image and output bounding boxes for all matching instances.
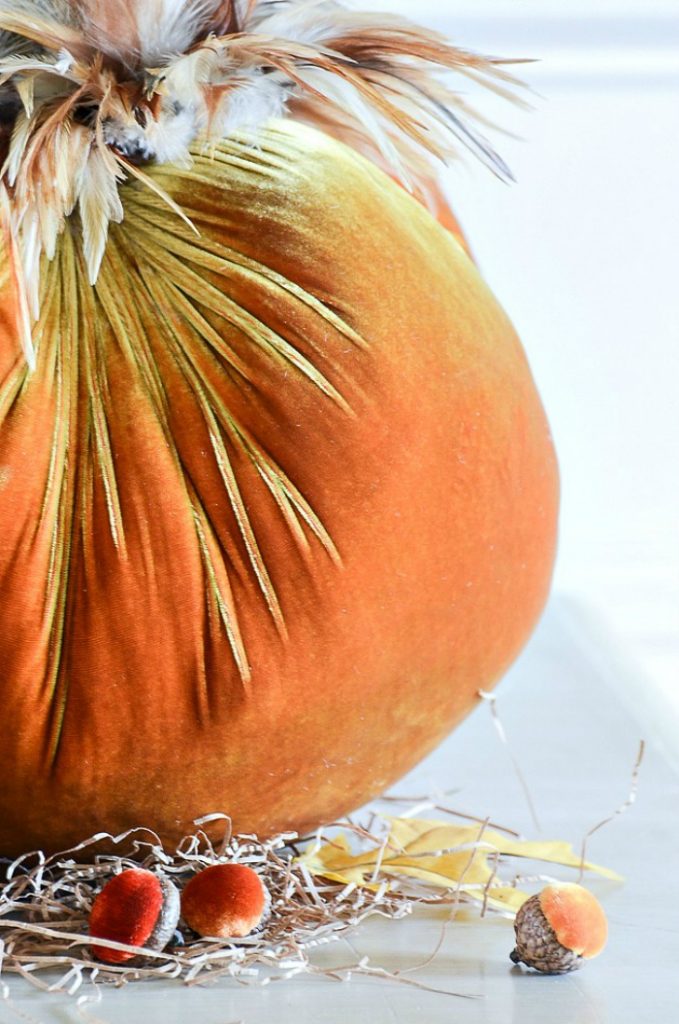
[291,65,412,188]
[133,0,221,61]
[162,41,224,107]
[144,105,197,165]
[251,0,353,45]
[5,109,32,186]
[78,146,124,285]
[19,208,41,321]
[0,0,76,25]
[210,71,288,139]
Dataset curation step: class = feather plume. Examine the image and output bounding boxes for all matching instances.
[0,0,527,363]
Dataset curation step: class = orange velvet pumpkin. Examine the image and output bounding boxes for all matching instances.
[0,120,558,855]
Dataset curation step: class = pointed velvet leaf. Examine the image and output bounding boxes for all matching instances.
[299,816,620,914]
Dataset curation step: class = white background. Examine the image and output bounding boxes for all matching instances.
[361,0,679,727]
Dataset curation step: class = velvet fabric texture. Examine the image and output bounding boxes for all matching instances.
[0,121,558,855]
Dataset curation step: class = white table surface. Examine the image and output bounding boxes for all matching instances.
[3,595,678,1023]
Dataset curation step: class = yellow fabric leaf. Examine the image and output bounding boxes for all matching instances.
[298,816,621,915]
[385,818,621,881]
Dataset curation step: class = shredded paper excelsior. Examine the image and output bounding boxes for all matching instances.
[0,806,621,997]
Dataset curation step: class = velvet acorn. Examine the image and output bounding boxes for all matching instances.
[181,864,270,938]
[89,869,180,964]
[510,883,608,974]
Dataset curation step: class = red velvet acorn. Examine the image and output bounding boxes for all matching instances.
[89,869,180,964]
[510,883,608,974]
[181,864,270,938]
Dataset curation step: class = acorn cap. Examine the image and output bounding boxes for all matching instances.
[510,883,608,974]
[89,868,180,964]
[181,864,270,939]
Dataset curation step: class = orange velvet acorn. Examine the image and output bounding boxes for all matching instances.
[181,864,270,938]
[510,883,608,974]
[89,869,180,964]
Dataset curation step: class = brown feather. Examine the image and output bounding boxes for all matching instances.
[0,9,90,57]
[208,0,238,34]
[75,0,142,58]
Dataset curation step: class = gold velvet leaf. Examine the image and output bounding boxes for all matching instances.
[299,817,621,913]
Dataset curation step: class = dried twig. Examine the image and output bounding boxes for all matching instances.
[478,689,541,832]
[578,740,645,882]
